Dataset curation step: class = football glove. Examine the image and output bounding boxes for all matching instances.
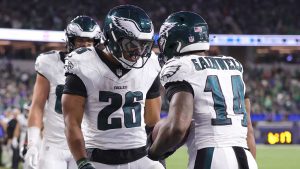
[24,127,41,169]
[24,145,39,169]
[77,158,95,169]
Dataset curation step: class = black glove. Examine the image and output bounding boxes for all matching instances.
[77,158,95,169]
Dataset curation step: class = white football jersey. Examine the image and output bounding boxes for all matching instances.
[160,55,248,152]
[65,47,161,150]
[35,50,67,148]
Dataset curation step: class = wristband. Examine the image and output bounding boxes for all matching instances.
[77,158,89,169]
[27,126,41,147]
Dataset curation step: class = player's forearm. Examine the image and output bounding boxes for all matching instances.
[62,94,86,161]
[244,98,256,158]
[27,107,44,129]
[150,121,187,157]
[144,97,161,127]
[65,125,87,161]
[247,127,256,158]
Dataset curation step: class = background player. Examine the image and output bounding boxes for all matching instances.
[148,11,258,169]
[62,5,164,169]
[25,16,102,169]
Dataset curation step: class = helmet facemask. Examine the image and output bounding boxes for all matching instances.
[115,37,153,69]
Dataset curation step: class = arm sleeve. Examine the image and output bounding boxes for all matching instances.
[146,75,161,99]
[63,74,87,97]
[165,81,194,101]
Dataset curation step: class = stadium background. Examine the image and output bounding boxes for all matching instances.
[0,0,300,168]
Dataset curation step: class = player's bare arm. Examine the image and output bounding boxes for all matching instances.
[149,91,193,159]
[144,96,162,127]
[145,75,162,127]
[62,94,87,161]
[25,73,49,168]
[28,73,49,129]
[245,98,256,158]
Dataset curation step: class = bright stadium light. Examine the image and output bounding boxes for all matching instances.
[0,28,65,42]
[1,28,300,46]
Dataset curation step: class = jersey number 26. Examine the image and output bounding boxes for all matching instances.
[98,91,143,131]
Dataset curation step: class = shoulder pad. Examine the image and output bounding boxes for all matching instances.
[35,50,60,74]
[64,47,94,75]
[160,57,191,86]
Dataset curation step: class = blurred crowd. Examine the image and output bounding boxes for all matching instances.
[0,0,299,34]
[0,59,33,113]
[245,66,300,116]
[0,59,32,168]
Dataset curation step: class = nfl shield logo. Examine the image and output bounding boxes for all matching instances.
[194,26,202,33]
[189,36,195,42]
[116,68,122,77]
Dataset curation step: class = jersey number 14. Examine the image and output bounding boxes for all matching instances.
[204,75,247,127]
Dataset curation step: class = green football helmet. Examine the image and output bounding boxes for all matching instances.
[65,15,102,52]
[103,5,154,69]
[158,11,209,62]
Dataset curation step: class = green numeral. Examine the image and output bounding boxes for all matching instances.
[231,75,247,127]
[98,91,143,131]
[204,75,232,125]
[55,85,64,114]
[123,91,143,128]
[98,91,122,130]
[204,75,247,126]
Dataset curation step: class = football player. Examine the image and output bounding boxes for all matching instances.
[148,11,258,169]
[62,5,164,169]
[25,16,102,169]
